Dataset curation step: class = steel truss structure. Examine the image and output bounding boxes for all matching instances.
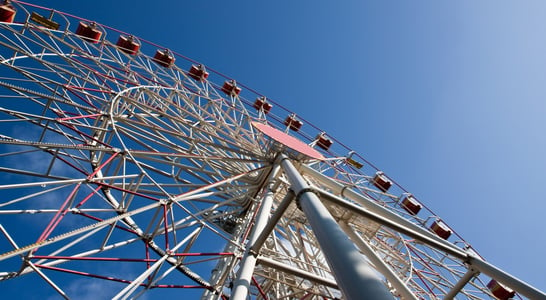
[0,1,544,299]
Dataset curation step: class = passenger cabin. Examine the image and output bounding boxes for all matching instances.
[487,280,515,300]
[116,35,140,55]
[188,64,209,82]
[76,22,102,43]
[401,194,422,215]
[253,97,272,114]
[221,80,241,96]
[153,49,175,68]
[0,4,16,23]
[372,171,392,192]
[430,220,451,240]
[284,115,303,132]
[315,133,333,151]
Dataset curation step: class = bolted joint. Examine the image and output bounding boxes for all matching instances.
[248,248,259,258]
[294,187,317,210]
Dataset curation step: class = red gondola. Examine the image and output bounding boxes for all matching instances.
[253,97,272,114]
[76,22,102,43]
[116,35,140,55]
[153,49,175,68]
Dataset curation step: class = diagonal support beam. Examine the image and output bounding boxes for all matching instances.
[280,156,393,300]
[301,164,466,257]
[315,188,467,259]
[112,227,201,300]
[468,257,546,300]
[444,267,479,299]
[27,261,70,300]
[249,190,294,254]
[303,165,546,300]
[231,164,281,300]
[339,222,418,300]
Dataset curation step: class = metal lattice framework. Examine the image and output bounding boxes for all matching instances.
[0,2,544,299]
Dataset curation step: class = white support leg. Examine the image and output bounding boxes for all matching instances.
[231,165,281,300]
[339,222,418,300]
[280,156,393,300]
[444,267,479,299]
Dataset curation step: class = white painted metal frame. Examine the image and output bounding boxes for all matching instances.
[0,2,543,300]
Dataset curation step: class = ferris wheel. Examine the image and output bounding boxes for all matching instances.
[0,2,544,300]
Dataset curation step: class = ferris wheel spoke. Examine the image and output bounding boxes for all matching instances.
[18,224,133,282]
[6,51,108,101]
[111,226,201,300]
[0,201,161,261]
[26,260,70,299]
[129,149,263,165]
[112,96,260,155]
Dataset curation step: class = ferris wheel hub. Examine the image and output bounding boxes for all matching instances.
[251,121,324,161]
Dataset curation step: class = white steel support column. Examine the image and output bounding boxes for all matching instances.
[231,165,281,300]
[280,156,393,300]
[305,166,546,300]
[250,190,294,254]
[444,267,479,300]
[339,222,418,300]
[316,186,546,299]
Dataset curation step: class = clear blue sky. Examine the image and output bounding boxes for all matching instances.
[8,0,546,294]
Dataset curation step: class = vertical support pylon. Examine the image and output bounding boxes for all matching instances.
[231,164,281,300]
[280,156,394,300]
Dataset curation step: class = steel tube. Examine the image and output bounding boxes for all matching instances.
[27,261,70,299]
[250,190,295,254]
[468,256,546,300]
[230,189,275,300]
[301,164,466,256]
[316,188,467,259]
[305,167,546,299]
[444,267,479,300]
[231,164,281,300]
[339,222,418,300]
[280,157,393,300]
